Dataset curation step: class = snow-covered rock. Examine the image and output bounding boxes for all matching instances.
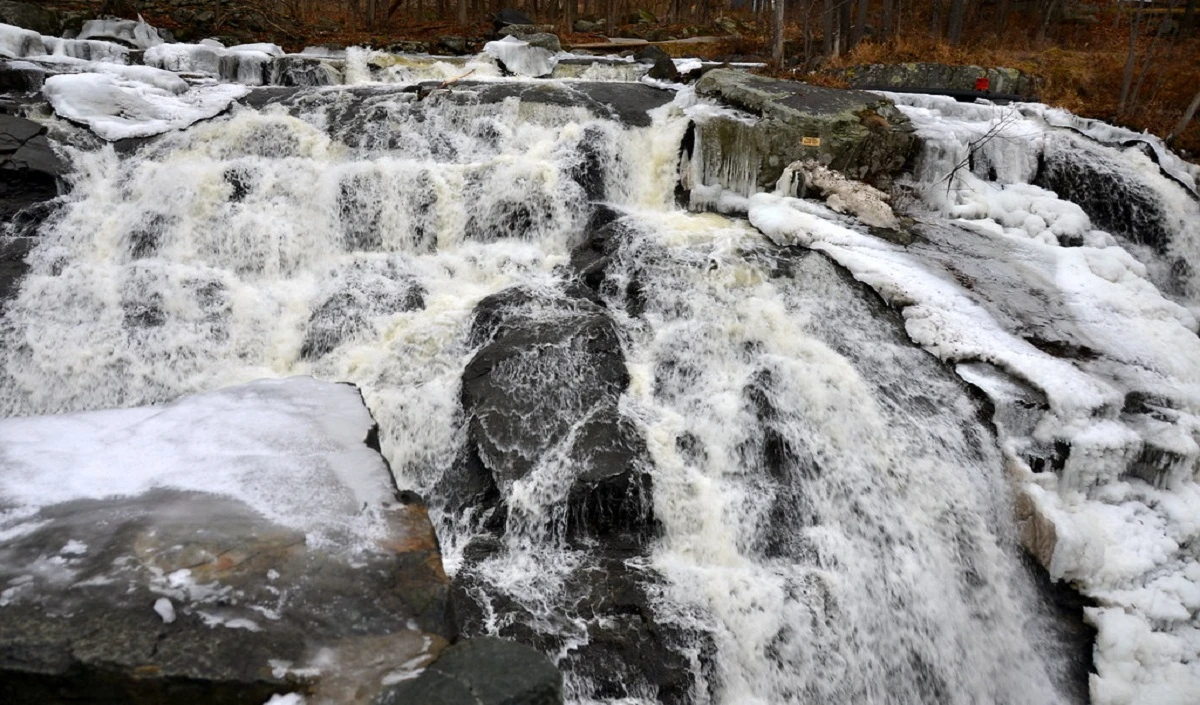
[76,17,163,50]
[0,377,455,703]
[483,34,558,78]
[42,71,248,140]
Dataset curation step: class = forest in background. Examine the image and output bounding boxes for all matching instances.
[39,0,1200,152]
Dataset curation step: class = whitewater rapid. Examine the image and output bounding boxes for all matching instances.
[2,26,1199,705]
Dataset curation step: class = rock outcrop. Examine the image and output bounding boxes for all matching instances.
[691,69,917,195]
[838,62,1041,100]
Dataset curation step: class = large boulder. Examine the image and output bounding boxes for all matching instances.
[692,68,917,194]
[0,378,456,704]
[0,1,60,36]
[838,62,1041,99]
[445,287,655,547]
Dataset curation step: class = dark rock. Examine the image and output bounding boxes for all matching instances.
[375,637,562,705]
[300,259,426,360]
[0,235,32,305]
[0,1,60,36]
[633,45,670,64]
[441,81,673,128]
[437,35,468,54]
[493,8,534,34]
[647,56,680,82]
[570,125,612,201]
[444,284,657,546]
[387,40,432,54]
[0,60,46,92]
[693,69,917,193]
[0,114,62,233]
[573,18,606,33]
[1034,146,1174,256]
[837,63,1041,100]
[504,31,562,53]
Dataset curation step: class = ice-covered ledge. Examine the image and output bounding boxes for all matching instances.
[0,377,454,704]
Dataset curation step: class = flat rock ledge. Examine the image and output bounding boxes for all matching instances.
[0,377,561,705]
[837,62,1042,100]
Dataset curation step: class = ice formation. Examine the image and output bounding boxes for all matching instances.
[0,377,397,550]
[43,71,249,140]
[483,35,558,78]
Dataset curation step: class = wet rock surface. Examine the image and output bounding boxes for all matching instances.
[446,285,653,546]
[0,113,62,224]
[376,637,562,705]
[0,379,457,704]
[443,275,711,703]
[693,68,917,192]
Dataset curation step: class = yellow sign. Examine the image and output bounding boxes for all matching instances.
[802,137,821,147]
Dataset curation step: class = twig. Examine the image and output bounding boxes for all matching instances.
[438,68,475,89]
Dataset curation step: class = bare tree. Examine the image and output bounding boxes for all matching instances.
[824,0,838,56]
[773,0,787,63]
[1118,1,1146,115]
[1167,88,1200,146]
[947,0,966,44]
[852,0,870,49]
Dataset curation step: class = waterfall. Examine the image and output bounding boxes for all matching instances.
[3,56,1198,703]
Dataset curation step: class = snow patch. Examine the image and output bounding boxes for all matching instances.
[154,596,177,623]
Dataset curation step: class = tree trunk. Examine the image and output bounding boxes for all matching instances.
[1184,0,1197,32]
[1130,1,1180,111]
[1167,88,1200,146]
[838,0,852,52]
[947,0,966,44]
[458,0,468,24]
[852,0,869,48]
[881,0,893,39]
[773,0,787,63]
[824,0,836,55]
[1038,0,1059,42]
[931,0,943,38]
[1118,2,1144,115]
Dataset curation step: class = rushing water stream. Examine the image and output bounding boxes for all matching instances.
[2,41,1199,704]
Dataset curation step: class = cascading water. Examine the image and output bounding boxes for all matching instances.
[3,41,1199,704]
